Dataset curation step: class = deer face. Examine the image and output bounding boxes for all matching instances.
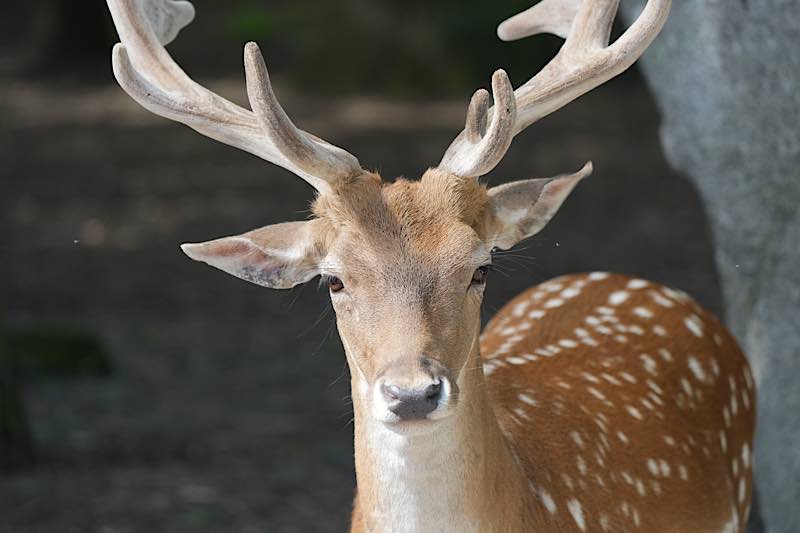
[315,171,491,426]
[181,166,589,430]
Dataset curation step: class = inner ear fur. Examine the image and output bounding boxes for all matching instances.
[180,218,329,289]
[486,162,592,250]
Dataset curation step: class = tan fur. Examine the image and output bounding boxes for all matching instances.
[307,171,754,532]
[108,2,718,530]
[180,167,754,532]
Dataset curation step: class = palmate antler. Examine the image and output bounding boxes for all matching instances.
[439,0,672,178]
[106,0,363,193]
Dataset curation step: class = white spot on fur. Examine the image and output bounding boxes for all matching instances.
[512,301,530,317]
[577,455,588,475]
[652,325,667,336]
[688,357,706,382]
[589,272,610,281]
[567,499,586,531]
[649,290,674,308]
[684,314,705,337]
[628,325,645,336]
[537,486,557,514]
[581,337,599,347]
[640,354,658,375]
[681,378,694,397]
[562,287,581,299]
[609,291,630,305]
[647,379,663,395]
[627,279,649,290]
[626,405,644,420]
[544,298,565,309]
[595,325,613,335]
[582,373,600,384]
[518,393,537,406]
[588,387,606,401]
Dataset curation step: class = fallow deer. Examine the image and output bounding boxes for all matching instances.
[106,0,755,531]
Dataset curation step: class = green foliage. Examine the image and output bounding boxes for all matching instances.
[224,2,275,42]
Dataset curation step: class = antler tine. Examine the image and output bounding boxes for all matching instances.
[439,0,671,178]
[243,43,362,186]
[106,0,363,193]
[440,69,517,178]
[497,0,582,41]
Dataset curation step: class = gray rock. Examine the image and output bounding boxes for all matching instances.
[621,1,800,532]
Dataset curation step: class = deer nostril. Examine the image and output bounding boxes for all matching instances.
[425,381,442,401]
[381,383,401,401]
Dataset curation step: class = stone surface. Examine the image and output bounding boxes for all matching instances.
[622,2,800,532]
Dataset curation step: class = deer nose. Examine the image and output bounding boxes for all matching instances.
[381,380,442,420]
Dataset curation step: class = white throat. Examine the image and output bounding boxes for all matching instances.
[358,414,483,533]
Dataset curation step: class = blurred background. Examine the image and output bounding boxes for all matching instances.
[1,1,727,532]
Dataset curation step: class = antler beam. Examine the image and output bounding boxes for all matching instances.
[107,0,363,193]
[440,0,672,178]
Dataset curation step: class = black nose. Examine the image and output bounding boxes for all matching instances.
[381,381,442,420]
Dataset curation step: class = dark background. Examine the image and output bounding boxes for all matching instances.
[1,1,721,531]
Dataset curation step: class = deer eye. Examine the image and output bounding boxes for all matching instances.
[471,265,490,286]
[326,276,345,293]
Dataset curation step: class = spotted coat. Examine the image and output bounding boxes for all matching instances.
[480,273,755,532]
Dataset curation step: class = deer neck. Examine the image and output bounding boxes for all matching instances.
[350,345,531,533]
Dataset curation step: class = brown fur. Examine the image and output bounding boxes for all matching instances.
[185,167,754,532]
[481,274,755,531]
[303,170,756,532]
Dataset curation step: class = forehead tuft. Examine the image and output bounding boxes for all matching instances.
[312,168,488,235]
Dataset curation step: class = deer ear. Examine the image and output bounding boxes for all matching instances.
[486,162,592,250]
[180,219,328,289]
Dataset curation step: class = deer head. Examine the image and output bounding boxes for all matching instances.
[107,0,670,432]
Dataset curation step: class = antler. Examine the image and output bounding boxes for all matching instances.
[440,0,672,178]
[106,0,363,193]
